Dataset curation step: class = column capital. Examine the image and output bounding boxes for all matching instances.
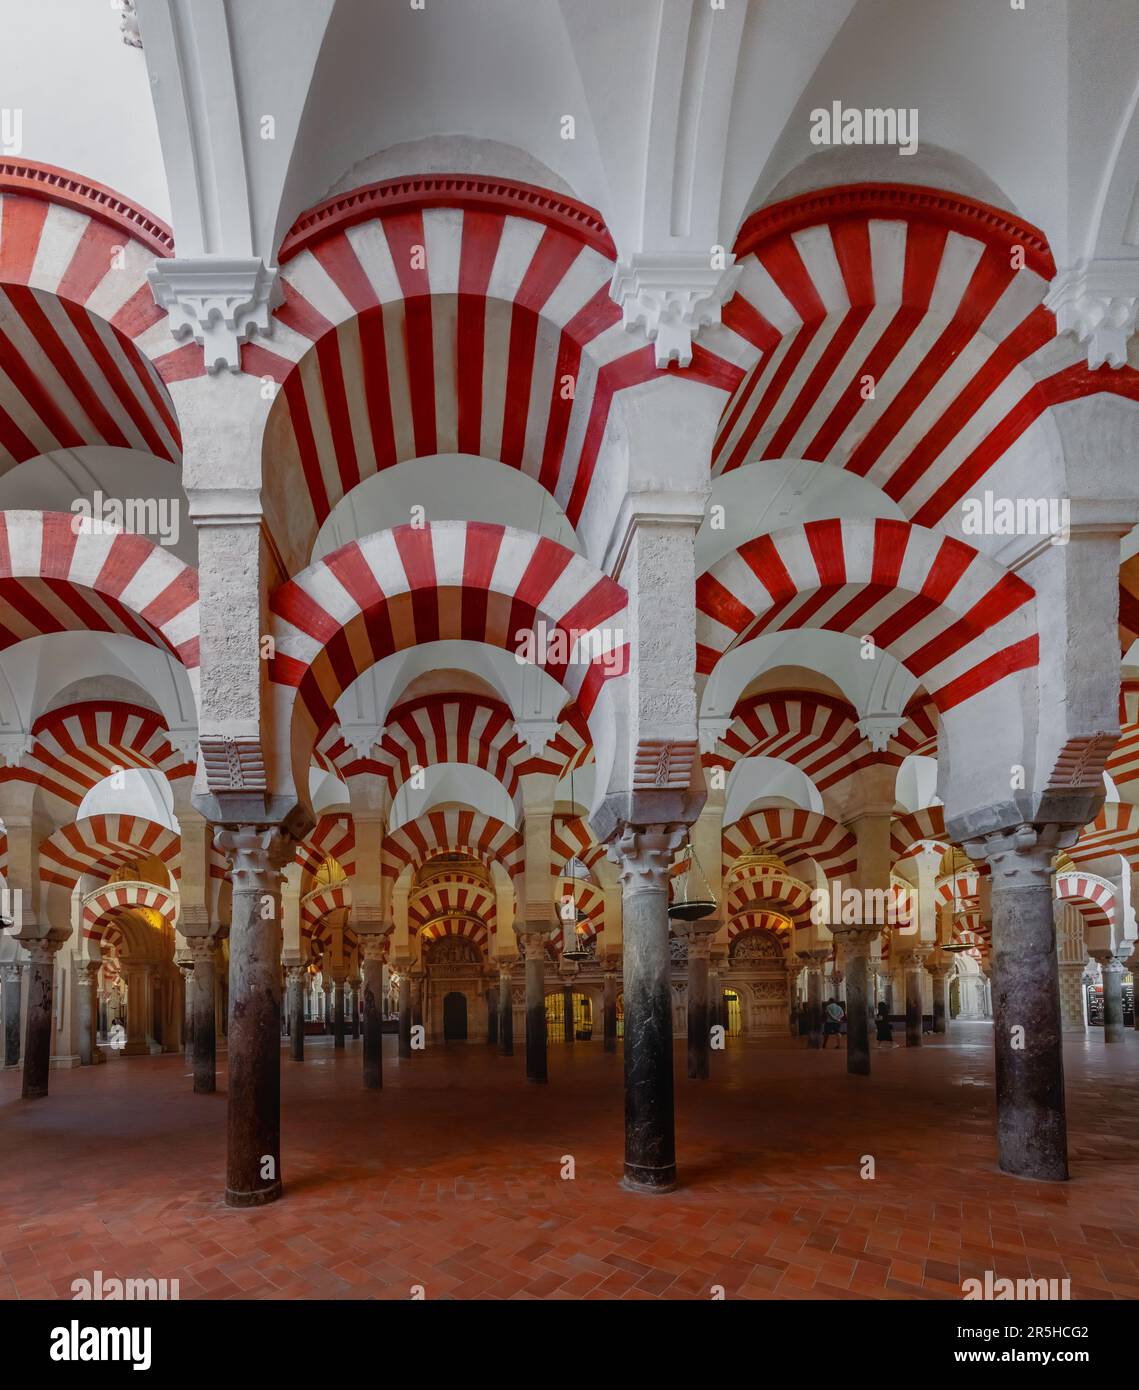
[187,937,218,966]
[74,959,101,982]
[25,939,64,966]
[904,947,931,967]
[607,823,687,891]
[1,961,23,983]
[214,825,294,890]
[1090,949,1125,975]
[962,823,1080,882]
[512,924,552,961]
[831,925,878,957]
[359,934,388,964]
[285,963,308,982]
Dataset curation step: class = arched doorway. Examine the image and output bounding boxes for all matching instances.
[443,992,468,1041]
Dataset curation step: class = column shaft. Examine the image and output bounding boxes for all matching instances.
[524,950,547,1083]
[192,949,217,1094]
[498,969,514,1056]
[839,936,871,1076]
[397,972,412,1058]
[22,947,56,1099]
[3,965,22,1067]
[289,970,305,1061]
[904,956,925,1047]
[685,942,710,1080]
[562,983,574,1044]
[77,964,98,1066]
[602,971,617,1053]
[361,953,383,1089]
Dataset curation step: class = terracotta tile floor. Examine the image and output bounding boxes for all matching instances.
[2,1022,1138,1300]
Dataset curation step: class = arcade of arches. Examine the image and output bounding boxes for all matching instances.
[3,0,1139,1303]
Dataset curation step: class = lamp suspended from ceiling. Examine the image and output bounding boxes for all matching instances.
[668,836,717,923]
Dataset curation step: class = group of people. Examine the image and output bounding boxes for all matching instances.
[795,999,896,1047]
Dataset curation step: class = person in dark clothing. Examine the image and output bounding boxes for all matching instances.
[875,1000,894,1046]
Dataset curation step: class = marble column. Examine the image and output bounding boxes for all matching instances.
[515,928,548,1084]
[1091,952,1125,1042]
[904,949,928,1047]
[331,978,346,1050]
[1057,960,1088,1031]
[123,963,153,1055]
[602,966,617,1054]
[676,922,716,1080]
[3,962,22,1067]
[611,825,684,1192]
[965,825,1072,1182]
[833,929,875,1075]
[927,957,952,1034]
[486,989,498,1045]
[76,960,100,1066]
[21,941,60,1098]
[411,972,424,1031]
[786,961,802,1037]
[1129,954,1139,1031]
[498,965,514,1057]
[287,965,306,1061]
[804,952,826,1049]
[360,937,386,1089]
[189,938,217,1093]
[349,980,360,1040]
[322,981,333,1031]
[397,970,412,1058]
[215,827,289,1208]
[179,961,194,1060]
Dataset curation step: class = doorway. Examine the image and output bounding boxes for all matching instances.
[443,992,468,1041]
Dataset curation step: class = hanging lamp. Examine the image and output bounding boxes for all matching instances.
[668,836,717,923]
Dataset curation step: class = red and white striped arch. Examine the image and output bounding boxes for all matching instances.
[722,808,857,879]
[706,691,887,791]
[894,694,940,760]
[727,912,792,946]
[419,915,491,950]
[295,816,355,879]
[1106,677,1139,789]
[1121,556,1139,654]
[696,518,1036,713]
[1055,871,1116,934]
[935,872,980,912]
[371,693,529,813]
[300,882,352,941]
[713,184,1077,524]
[0,511,200,675]
[382,809,524,881]
[550,814,606,876]
[891,806,950,863]
[251,175,740,568]
[81,880,177,942]
[1071,802,1139,867]
[14,700,193,813]
[409,878,497,942]
[724,863,813,926]
[0,162,185,473]
[268,521,627,798]
[39,814,180,922]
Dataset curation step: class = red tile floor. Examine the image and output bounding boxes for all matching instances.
[2,1022,1138,1300]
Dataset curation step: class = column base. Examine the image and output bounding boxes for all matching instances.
[621,1166,677,1194]
[49,1054,82,1069]
[224,1181,283,1208]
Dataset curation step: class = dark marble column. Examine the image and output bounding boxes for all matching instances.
[411,973,424,1032]
[602,966,617,1053]
[498,965,514,1056]
[612,826,683,1192]
[76,960,99,1066]
[349,981,360,1040]
[786,963,801,1036]
[21,941,59,1099]
[397,969,412,1058]
[189,938,217,1093]
[1093,953,1126,1042]
[562,981,575,1044]
[805,953,825,1049]
[3,962,22,1067]
[834,929,874,1076]
[515,928,548,1083]
[486,989,498,1045]
[966,825,1072,1182]
[287,965,305,1061]
[180,961,194,1060]
[215,827,289,1208]
[904,949,927,1047]
[332,979,346,1049]
[928,959,951,1034]
[677,923,715,1080]
[360,937,386,1089]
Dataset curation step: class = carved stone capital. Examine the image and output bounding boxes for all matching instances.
[611,252,742,367]
[831,925,878,958]
[1046,259,1139,369]
[607,824,687,892]
[186,936,216,967]
[963,823,1080,884]
[199,736,268,793]
[74,959,101,982]
[214,826,293,892]
[1090,950,1125,977]
[513,924,554,961]
[24,937,66,964]
[148,257,282,374]
[359,934,389,964]
[856,713,903,753]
